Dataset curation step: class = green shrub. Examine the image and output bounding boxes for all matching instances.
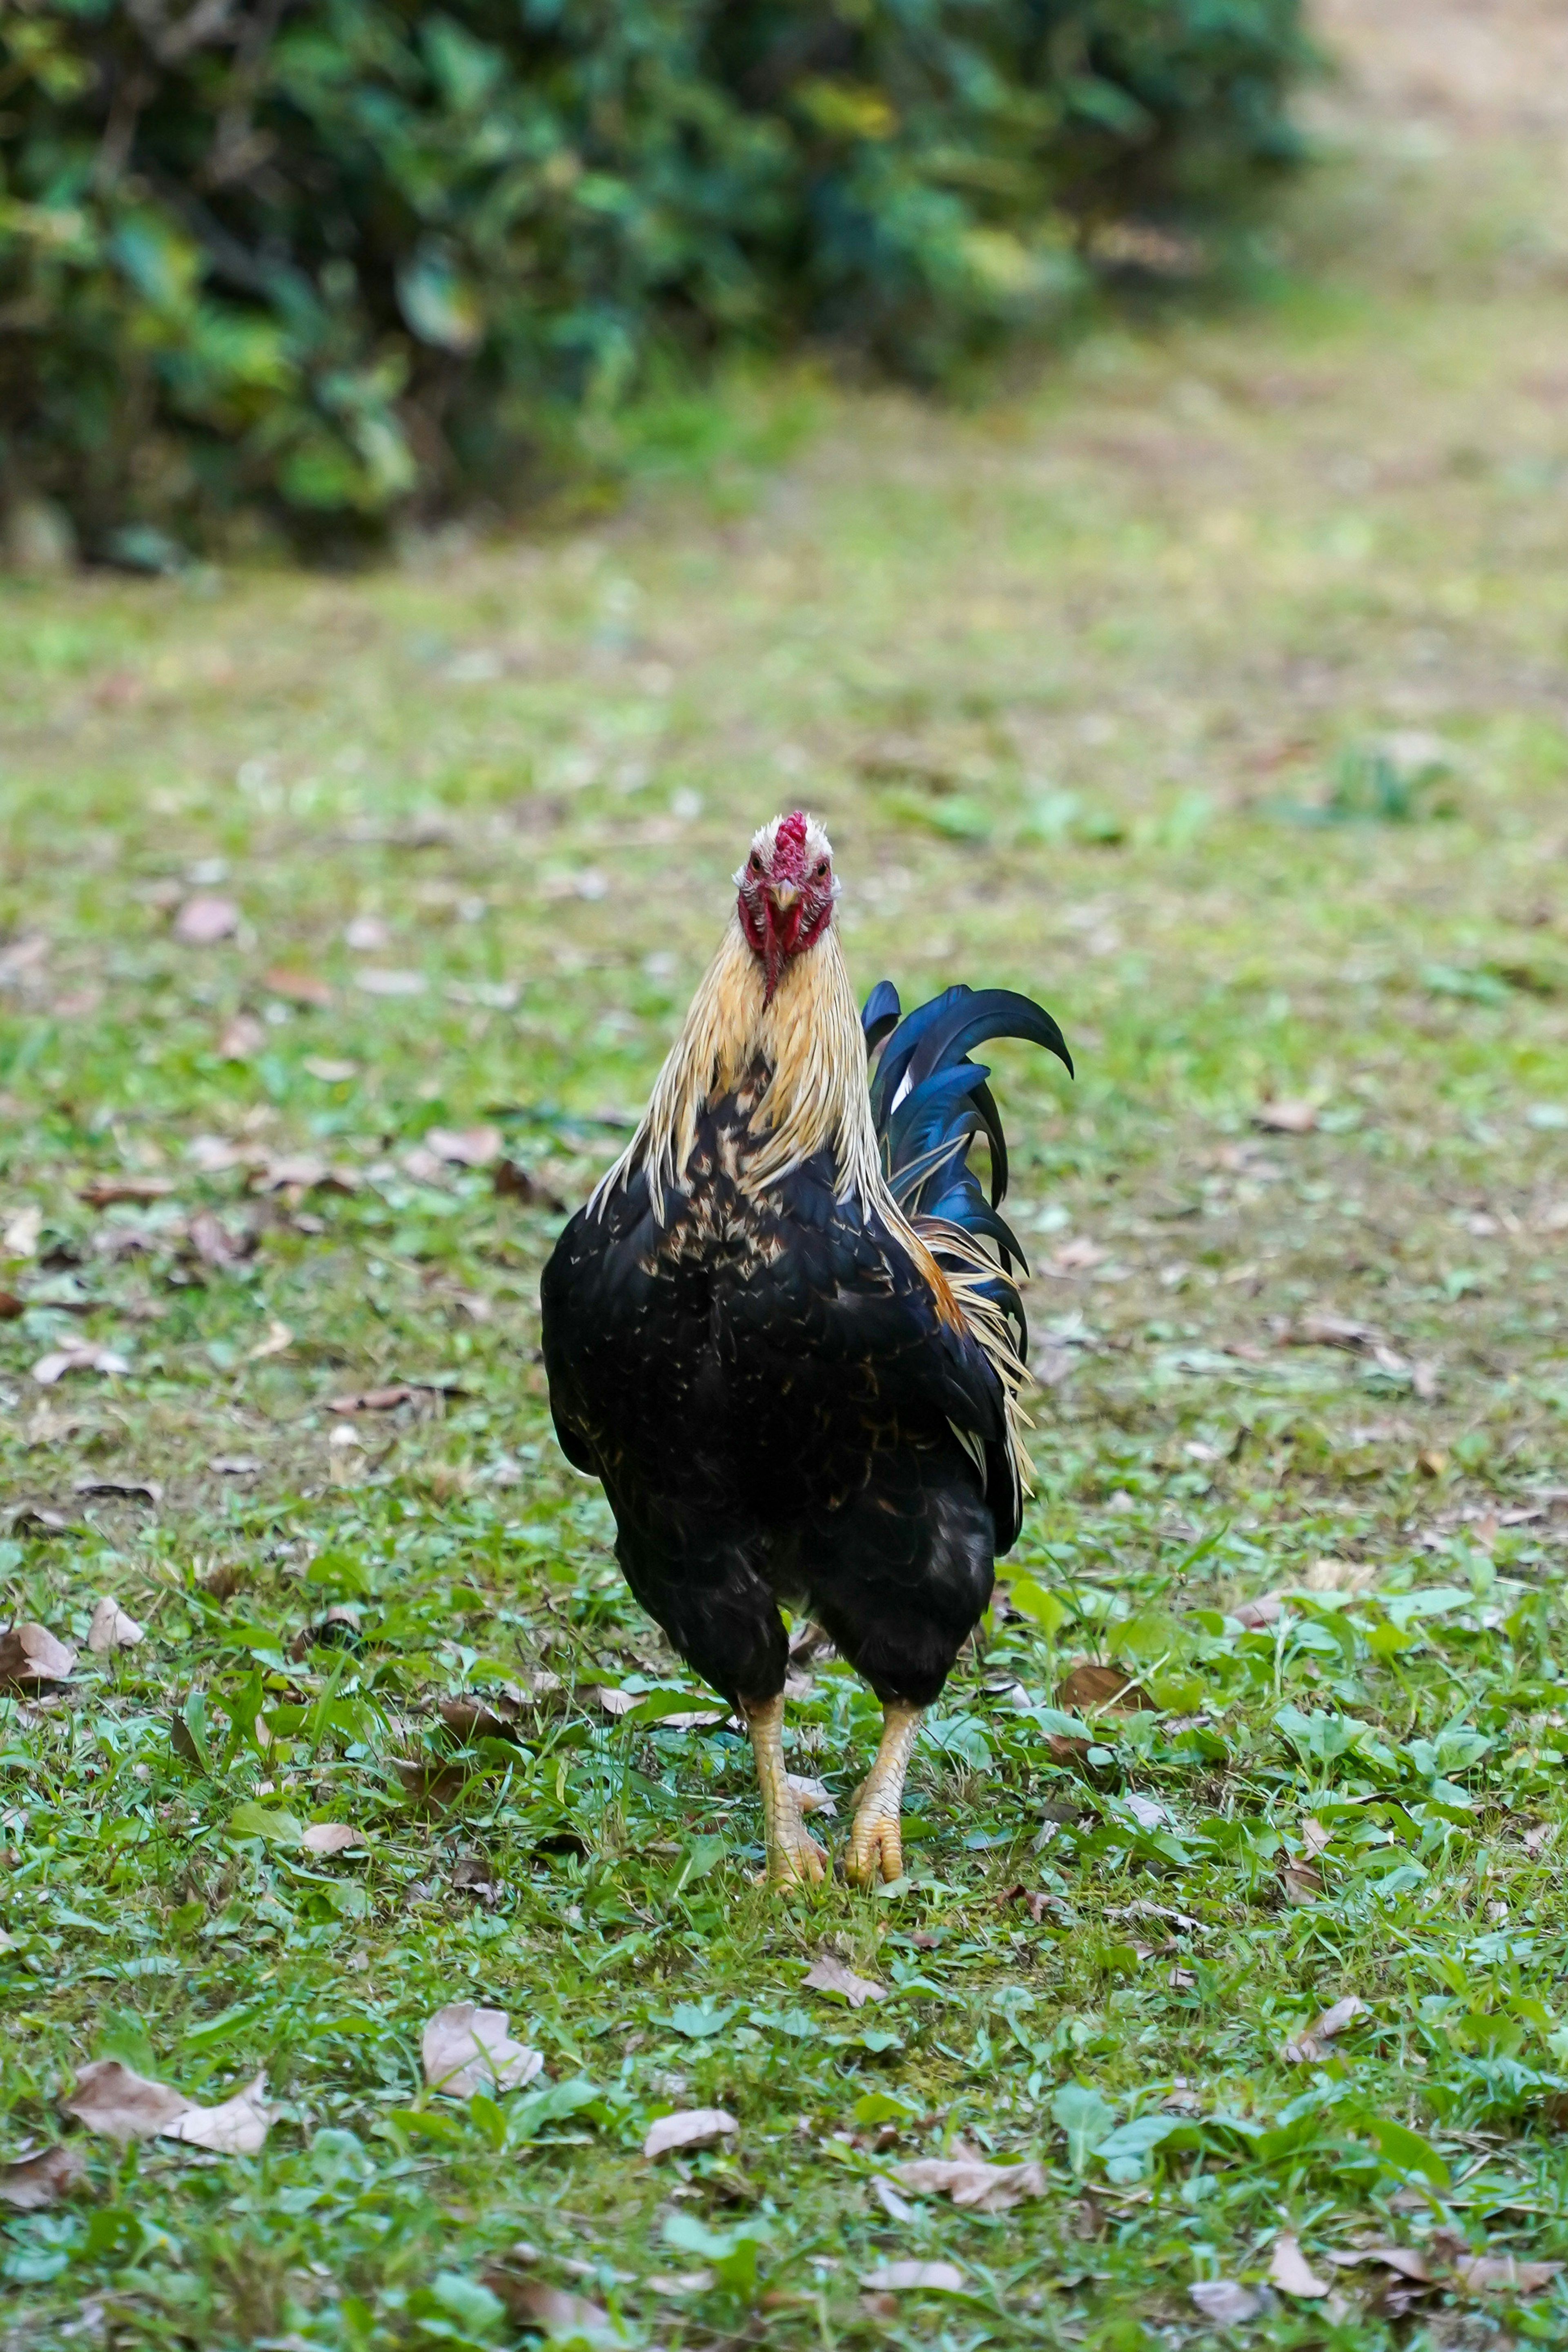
[0,0,1309,552]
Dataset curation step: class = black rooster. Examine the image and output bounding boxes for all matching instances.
[541,812,1071,1885]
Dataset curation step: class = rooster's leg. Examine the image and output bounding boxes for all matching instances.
[845,1700,922,1885]
[741,1695,826,1887]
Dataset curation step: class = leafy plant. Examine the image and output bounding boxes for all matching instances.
[0,0,1310,547]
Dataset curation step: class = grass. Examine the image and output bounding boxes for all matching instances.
[4,31,1568,2352]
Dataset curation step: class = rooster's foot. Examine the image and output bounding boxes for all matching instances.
[844,1809,903,1886]
[767,1827,829,1888]
[844,1699,922,1889]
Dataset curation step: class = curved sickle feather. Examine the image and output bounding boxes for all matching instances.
[860,979,902,1058]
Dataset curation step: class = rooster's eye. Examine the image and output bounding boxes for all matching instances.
[748,852,763,873]
[813,860,828,879]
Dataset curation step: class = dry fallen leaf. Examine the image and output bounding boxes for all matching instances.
[1453,2256,1561,2295]
[1056,1661,1146,1715]
[74,1475,163,1505]
[78,1175,176,1207]
[188,1209,252,1268]
[861,2262,966,2293]
[1255,1098,1318,1134]
[494,1159,566,1209]
[802,1953,885,2009]
[173,894,239,945]
[303,1056,360,1083]
[300,1822,366,1855]
[247,1320,293,1361]
[787,1773,836,1817]
[1327,2245,1431,2282]
[500,2283,610,2334]
[327,1383,426,1414]
[356,967,426,996]
[422,2002,543,2098]
[1232,1591,1284,1628]
[262,966,332,1007]
[1281,1860,1323,1905]
[643,2109,738,2158]
[0,1622,77,1688]
[0,2144,85,2210]
[218,1013,266,1060]
[1298,1815,1332,1858]
[895,2156,1046,2212]
[3,1205,42,1258]
[170,2073,271,2155]
[87,1596,145,1654]
[1050,1235,1107,1272]
[32,1340,129,1385]
[1189,2281,1262,2324]
[1270,2233,1330,2298]
[1283,1991,1366,2063]
[593,1685,640,1718]
[425,1124,503,1168]
[1302,1556,1377,1594]
[63,2058,270,2154]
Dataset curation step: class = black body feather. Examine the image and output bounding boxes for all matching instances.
[541,984,1069,1712]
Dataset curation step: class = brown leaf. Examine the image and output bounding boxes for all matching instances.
[802,1953,885,2009]
[170,2073,270,2154]
[74,1475,162,1506]
[1327,2246,1431,2283]
[0,1622,77,1688]
[246,1319,294,1361]
[0,1290,23,1319]
[1298,1815,1332,1857]
[592,1685,639,1717]
[1454,2256,1561,2295]
[1056,1661,1147,1715]
[501,2284,610,2334]
[355,967,426,996]
[32,1340,129,1384]
[895,2156,1046,2212]
[494,1159,566,1209]
[1283,1991,1366,2062]
[1281,1861,1323,1906]
[1302,1556,1377,1594]
[262,966,332,1008]
[251,1154,360,1194]
[78,1175,175,1207]
[62,2058,269,2153]
[422,2002,543,2098]
[440,1693,525,1743]
[861,2262,966,2293]
[0,2144,85,2210]
[425,1124,503,1168]
[1270,2233,1330,2297]
[787,1773,836,1817]
[218,1013,266,1060]
[1232,1591,1284,1628]
[327,1383,425,1414]
[644,2108,738,2158]
[1189,2282,1263,2324]
[87,1596,146,1654]
[188,1209,252,1267]
[173,895,239,945]
[1417,1448,1448,1477]
[1050,1235,1107,1272]
[300,1822,367,1855]
[1255,1099,1318,1134]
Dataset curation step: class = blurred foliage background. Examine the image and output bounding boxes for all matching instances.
[2,0,1307,558]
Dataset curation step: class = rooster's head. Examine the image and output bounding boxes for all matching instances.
[736,811,838,1003]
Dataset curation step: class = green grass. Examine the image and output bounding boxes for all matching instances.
[3,61,1568,2352]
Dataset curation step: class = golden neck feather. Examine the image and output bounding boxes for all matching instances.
[593,915,882,1223]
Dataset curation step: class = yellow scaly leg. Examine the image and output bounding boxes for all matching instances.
[845,1700,922,1886]
[741,1695,826,1888]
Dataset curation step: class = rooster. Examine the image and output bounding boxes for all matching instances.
[541,812,1071,1886]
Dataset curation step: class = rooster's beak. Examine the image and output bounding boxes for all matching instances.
[766,881,800,913]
